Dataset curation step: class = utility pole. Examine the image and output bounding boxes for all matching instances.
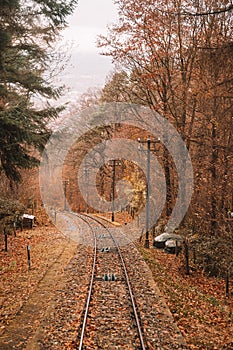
[138,135,160,248]
[84,159,89,213]
[63,180,69,211]
[108,160,121,222]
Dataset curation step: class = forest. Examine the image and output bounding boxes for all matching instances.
[0,0,233,274]
[0,1,233,349]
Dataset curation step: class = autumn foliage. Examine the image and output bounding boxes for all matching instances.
[96,0,233,274]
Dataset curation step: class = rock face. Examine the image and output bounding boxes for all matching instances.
[153,232,183,254]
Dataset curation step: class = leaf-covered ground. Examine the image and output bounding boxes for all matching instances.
[0,213,233,349]
[0,225,71,333]
[96,212,233,349]
[137,243,233,349]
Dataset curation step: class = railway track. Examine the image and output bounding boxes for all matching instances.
[53,211,187,350]
[0,211,187,350]
[68,212,148,350]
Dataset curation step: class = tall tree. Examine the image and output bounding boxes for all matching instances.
[0,0,78,182]
[98,0,233,233]
[98,0,203,216]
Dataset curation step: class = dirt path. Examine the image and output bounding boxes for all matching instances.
[0,227,78,350]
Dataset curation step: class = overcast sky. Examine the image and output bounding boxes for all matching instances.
[58,0,118,104]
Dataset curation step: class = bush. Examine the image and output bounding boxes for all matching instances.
[0,199,25,231]
[190,233,233,277]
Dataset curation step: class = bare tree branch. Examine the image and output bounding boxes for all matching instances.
[183,4,233,17]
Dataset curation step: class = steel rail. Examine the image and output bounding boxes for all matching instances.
[66,213,97,350]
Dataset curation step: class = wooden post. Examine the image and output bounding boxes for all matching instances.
[175,240,179,257]
[184,239,190,275]
[13,221,16,237]
[27,243,31,270]
[226,269,229,297]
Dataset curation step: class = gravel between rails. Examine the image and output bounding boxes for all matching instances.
[77,216,142,350]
